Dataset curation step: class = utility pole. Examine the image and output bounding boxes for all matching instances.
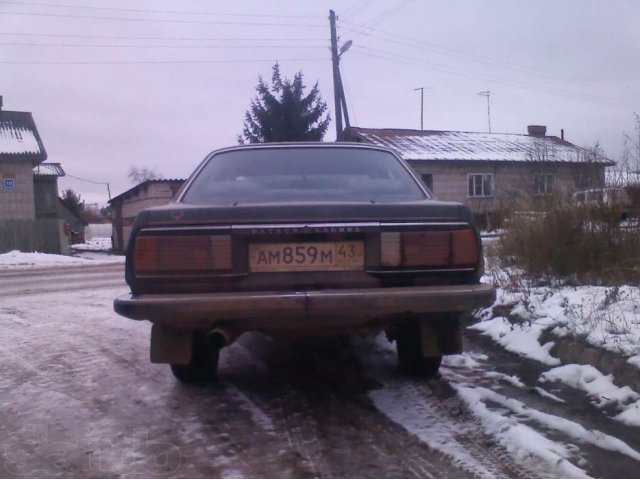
[329,10,343,141]
[414,86,424,130]
[478,90,491,133]
[329,10,351,141]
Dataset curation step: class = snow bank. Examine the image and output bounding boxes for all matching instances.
[615,400,640,427]
[468,316,560,365]
[72,237,113,252]
[540,364,639,408]
[0,250,124,270]
[476,281,640,363]
[455,384,640,466]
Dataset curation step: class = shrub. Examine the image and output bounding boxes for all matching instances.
[498,200,640,285]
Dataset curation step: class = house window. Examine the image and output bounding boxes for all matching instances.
[533,173,555,195]
[468,174,493,198]
[420,174,433,192]
[577,174,592,189]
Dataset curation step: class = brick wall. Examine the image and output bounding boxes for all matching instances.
[0,160,36,220]
[408,160,606,216]
[112,182,178,252]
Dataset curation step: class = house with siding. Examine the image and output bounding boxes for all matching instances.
[345,125,615,226]
[109,179,185,252]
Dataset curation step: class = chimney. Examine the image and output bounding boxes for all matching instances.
[0,95,3,111]
[527,125,546,137]
[561,128,565,140]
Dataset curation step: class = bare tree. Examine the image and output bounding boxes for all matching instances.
[128,165,163,184]
[622,113,640,173]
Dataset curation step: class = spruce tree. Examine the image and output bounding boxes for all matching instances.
[61,188,85,217]
[239,63,330,143]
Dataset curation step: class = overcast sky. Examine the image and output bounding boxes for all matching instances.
[1,0,639,205]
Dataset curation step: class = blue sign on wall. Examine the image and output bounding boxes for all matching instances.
[4,178,15,188]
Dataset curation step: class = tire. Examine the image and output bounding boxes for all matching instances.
[396,320,442,376]
[170,331,220,383]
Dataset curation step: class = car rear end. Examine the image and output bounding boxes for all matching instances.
[114,144,495,380]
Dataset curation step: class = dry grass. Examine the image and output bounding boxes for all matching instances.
[497,200,640,285]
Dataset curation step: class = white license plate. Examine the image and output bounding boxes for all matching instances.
[249,241,364,272]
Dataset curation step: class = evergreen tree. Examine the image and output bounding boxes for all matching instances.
[239,63,330,143]
[61,188,85,217]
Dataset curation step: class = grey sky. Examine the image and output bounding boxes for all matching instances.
[1,0,638,205]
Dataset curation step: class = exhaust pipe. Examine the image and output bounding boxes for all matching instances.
[207,327,236,349]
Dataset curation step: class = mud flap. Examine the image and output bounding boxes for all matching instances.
[150,324,193,364]
[419,315,463,357]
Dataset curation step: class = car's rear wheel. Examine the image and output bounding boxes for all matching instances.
[170,331,219,383]
[396,320,442,376]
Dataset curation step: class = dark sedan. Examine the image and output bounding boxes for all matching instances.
[114,143,495,382]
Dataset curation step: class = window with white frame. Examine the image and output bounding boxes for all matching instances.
[533,173,555,195]
[468,173,493,197]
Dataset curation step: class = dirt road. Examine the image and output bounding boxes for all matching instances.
[0,264,638,477]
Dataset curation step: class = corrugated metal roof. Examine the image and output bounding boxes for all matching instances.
[33,162,65,177]
[0,110,47,164]
[348,127,614,165]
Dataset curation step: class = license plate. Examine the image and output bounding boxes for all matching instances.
[249,241,364,272]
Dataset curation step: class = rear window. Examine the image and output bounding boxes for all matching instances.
[181,147,428,205]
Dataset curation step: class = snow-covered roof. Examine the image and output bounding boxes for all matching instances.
[348,127,614,165]
[33,162,65,177]
[108,178,186,205]
[0,110,47,164]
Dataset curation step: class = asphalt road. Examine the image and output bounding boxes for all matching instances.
[0,264,638,478]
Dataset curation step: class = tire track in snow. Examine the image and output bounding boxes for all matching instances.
[355,337,534,478]
[222,337,473,478]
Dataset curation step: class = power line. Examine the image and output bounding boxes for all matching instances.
[0,32,327,42]
[0,57,329,65]
[1,1,322,19]
[340,0,372,19]
[364,0,413,28]
[0,42,327,49]
[354,45,623,104]
[66,173,109,185]
[0,10,326,28]
[340,21,630,94]
[352,47,633,108]
[65,173,111,199]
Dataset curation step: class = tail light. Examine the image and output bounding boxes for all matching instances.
[380,228,478,268]
[133,234,232,274]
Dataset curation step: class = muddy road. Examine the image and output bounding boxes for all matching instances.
[0,264,638,478]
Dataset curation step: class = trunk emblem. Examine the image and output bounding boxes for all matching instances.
[170,210,185,221]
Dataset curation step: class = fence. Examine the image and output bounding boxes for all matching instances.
[0,218,61,254]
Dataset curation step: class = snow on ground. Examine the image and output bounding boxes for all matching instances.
[359,337,640,478]
[0,250,123,269]
[473,262,640,432]
[468,315,560,365]
[540,364,639,408]
[72,237,112,252]
[477,280,640,364]
[540,364,640,427]
[615,400,640,427]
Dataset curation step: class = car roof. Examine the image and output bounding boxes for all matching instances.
[207,142,397,157]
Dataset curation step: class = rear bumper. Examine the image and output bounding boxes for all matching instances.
[114,284,496,332]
